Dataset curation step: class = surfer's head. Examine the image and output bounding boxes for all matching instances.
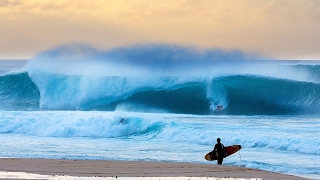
[217,138,221,143]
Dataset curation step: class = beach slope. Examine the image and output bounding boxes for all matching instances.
[0,158,309,180]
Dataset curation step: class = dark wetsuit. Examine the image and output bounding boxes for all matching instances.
[214,142,225,165]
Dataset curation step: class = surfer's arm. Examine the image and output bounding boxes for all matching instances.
[213,144,218,151]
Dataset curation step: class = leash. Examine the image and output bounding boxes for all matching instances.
[239,149,243,166]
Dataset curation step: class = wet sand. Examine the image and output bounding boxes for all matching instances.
[0,158,309,180]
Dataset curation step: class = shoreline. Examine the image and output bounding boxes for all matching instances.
[0,158,310,180]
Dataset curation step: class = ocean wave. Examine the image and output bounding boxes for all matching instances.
[2,70,320,115]
[0,72,39,110]
[2,44,320,115]
[210,75,320,115]
[1,111,319,156]
[0,112,164,139]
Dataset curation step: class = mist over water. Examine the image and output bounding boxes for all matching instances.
[29,43,261,76]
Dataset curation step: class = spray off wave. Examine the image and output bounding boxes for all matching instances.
[2,44,320,114]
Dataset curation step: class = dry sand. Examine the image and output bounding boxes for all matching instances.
[0,158,309,180]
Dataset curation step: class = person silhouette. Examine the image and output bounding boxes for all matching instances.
[214,138,225,165]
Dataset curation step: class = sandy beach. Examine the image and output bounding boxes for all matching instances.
[0,158,309,180]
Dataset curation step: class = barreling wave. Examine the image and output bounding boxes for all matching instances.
[2,44,320,115]
[28,70,211,114]
[210,75,320,115]
[2,71,320,115]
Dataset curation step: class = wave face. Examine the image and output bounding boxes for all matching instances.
[210,75,320,115]
[0,72,39,110]
[2,44,320,115]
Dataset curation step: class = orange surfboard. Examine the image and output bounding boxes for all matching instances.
[204,145,241,161]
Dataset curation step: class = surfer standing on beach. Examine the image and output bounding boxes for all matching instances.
[214,138,225,165]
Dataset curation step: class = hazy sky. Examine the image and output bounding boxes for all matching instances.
[1,0,320,60]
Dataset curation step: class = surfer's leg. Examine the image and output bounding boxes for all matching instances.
[217,154,223,165]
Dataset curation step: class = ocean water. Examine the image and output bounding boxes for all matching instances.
[0,44,320,179]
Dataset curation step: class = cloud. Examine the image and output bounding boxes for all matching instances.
[265,0,320,23]
[0,0,8,7]
[1,0,320,23]
[0,0,22,7]
[1,0,320,59]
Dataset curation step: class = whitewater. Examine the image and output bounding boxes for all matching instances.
[0,44,320,179]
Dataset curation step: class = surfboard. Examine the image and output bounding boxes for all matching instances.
[204,145,241,161]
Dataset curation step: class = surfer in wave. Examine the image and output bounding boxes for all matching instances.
[216,105,223,111]
[119,118,127,124]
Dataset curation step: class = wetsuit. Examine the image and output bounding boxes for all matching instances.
[214,142,225,165]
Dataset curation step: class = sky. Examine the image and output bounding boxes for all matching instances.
[1,0,320,60]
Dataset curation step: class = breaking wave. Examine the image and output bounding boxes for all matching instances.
[2,44,320,115]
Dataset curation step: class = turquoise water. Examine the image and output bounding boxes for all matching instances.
[0,111,319,179]
[1,44,320,179]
